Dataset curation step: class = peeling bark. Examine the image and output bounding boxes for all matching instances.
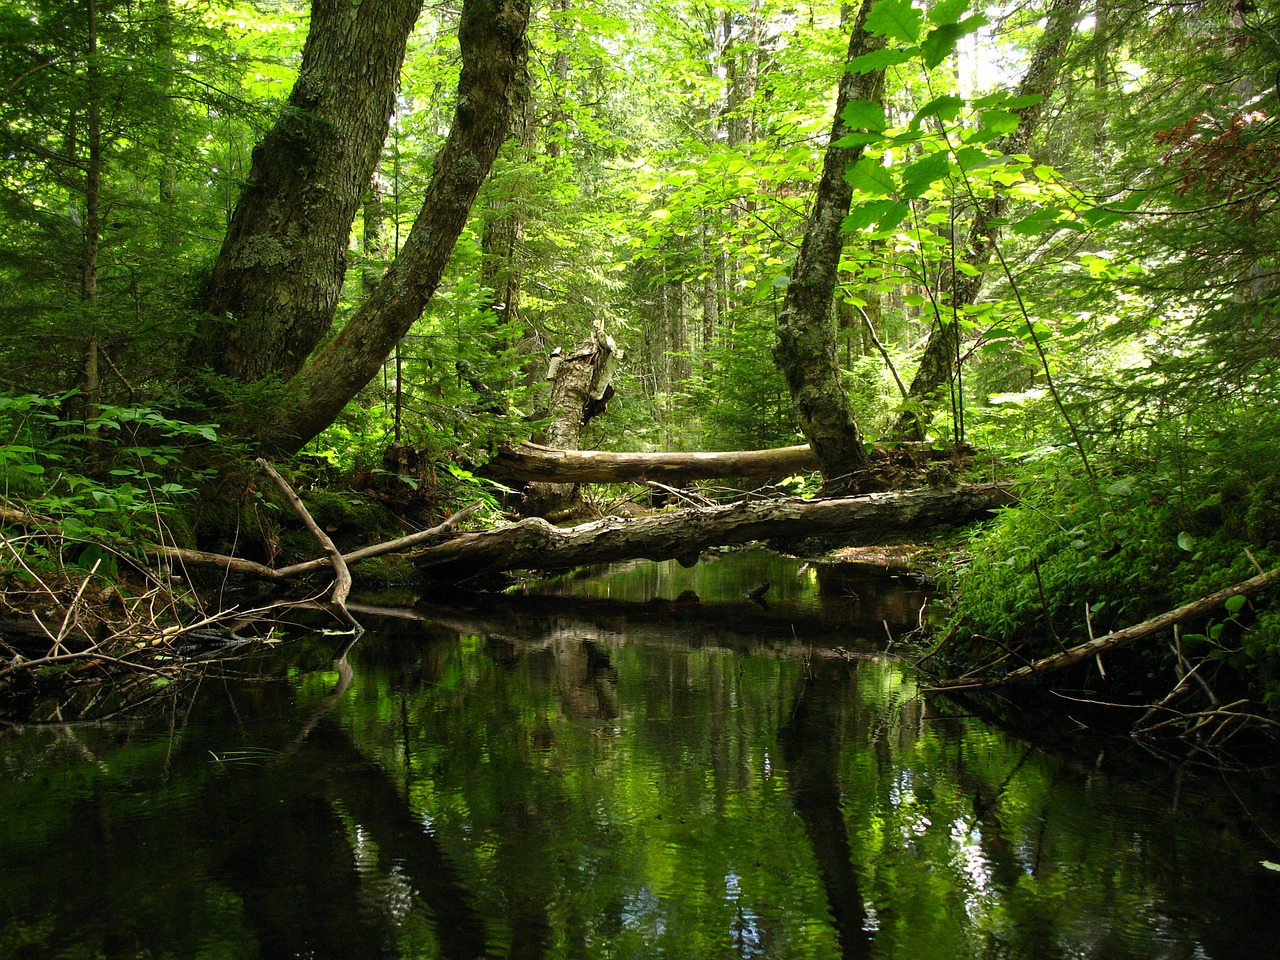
[521,329,617,514]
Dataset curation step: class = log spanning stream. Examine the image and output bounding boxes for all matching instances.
[2,549,1279,959]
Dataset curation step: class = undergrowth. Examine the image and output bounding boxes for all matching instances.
[940,435,1280,703]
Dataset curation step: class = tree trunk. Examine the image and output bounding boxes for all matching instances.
[479,439,969,485]
[774,0,885,496]
[256,0,531,455]
[483,442,819,484]
[523,329,617,514]
[414,483,1015,579]
[889,0,1082,441]
[191,0,423,384]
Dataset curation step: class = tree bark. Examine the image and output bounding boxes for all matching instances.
[774,0,885,496]
[257,0,531,455]
[482,442,820,484]
[478,439,966,484]
[889,0,1082,441]
[414,483,1015,579]
[191,0,424,383]
[523,328,617,514]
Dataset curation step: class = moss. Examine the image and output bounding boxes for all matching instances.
[350,554,416,587]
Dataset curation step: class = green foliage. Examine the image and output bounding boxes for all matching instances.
[945,406,1280,698]
[0,393,221,546]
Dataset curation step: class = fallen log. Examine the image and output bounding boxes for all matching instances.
[925,565,1280,693]
[481,442,818,484]
[479,440,970,485]
[414,482,1015,579]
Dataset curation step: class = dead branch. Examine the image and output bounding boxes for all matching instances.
[4,494,483,583]
[257,458,360,635]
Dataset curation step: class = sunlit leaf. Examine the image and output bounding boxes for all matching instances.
[846,46,917,74]
[845,157,896,197]
[866,0,924,43]
[912,94,964,127]
[928,0,970,26]
[899,150,951,198]
[840,99,888,132]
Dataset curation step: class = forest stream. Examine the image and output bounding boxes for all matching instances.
[2,548,1279,960]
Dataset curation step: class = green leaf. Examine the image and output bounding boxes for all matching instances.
[1225,594,1247,615]
[845,157,896,198]
[1009,208,1064,236]
[840,99,887,132]
[866,0,924,43]
[928,0,970,26]
[846,46,917,74]
[834,131,889,148]
[899,150,951,198]
[844,199,902,231]
[978,108,1021,137]
[873,201,910,232]
[1003,93,1046,110]
[1177,531,1196,552]
[920,23,962,68]
[912,94,964,128]
[1080,192,1146,227]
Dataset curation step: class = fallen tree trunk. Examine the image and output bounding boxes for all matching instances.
[482,442,818,484]
[480,440,969,485]
[414,482,1015,579]
[926,565,1280,693]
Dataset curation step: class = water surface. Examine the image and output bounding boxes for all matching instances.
[2,550,1278,959]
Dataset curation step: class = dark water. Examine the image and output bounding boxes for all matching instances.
[3,549,1279,959]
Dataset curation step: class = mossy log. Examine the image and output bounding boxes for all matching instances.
[415,483,1014,579]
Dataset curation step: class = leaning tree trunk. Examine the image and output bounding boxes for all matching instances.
[522,328,618,515]
[888,0,1082,442]
[190,0,423,384]
[774,0,885,497]
[257,0,531,455]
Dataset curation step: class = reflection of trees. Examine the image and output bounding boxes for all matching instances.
[12,607,1280,960]
[781,661,874,960]
[201,710,491,959]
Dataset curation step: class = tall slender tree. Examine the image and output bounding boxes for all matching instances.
[773,0,885,495]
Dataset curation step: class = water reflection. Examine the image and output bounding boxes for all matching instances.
[1,553,1279,959]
